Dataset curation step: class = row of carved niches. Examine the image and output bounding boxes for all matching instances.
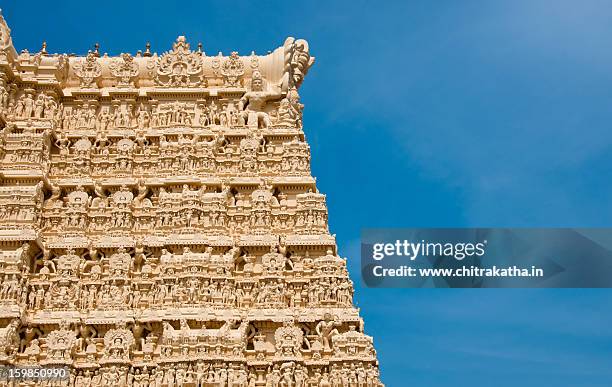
[2,361,382,387]
[0,123,50,166]
[1,316,377,366]
[14,246,351,309]
[3,81,304,131]
[0,242,33,272]
[40,183,328,235]
[25,243,345,274]
[0,183,44,225]
[20,277,353,312]
[59,92,303,130]
[65,360,380,387]
[49,132,306,158]
[47,134,310,178]
[0,130,310,179]
[19,283,353,315]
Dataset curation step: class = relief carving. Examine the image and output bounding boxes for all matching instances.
[220,51,245,87]
[109,53,139,87]
[154,36,204,87]
[73,52,102,88]
[0,17,383,385]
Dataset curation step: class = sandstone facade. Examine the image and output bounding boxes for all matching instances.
[0,10,383,386]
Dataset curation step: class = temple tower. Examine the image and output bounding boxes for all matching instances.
[0,11,383,386]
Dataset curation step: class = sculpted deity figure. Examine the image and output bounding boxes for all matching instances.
[86,105,97,128]
[23,338,40,360]
[197,103,210,126]
[43,185,60,211]
[23,92,34,118]
[277,98,295,126]
[103,366,120,385]
[109,247,132,276]
[14,94,25,117]
[136,104,150,129]
[159,135,171,155]
[0,319,19,358]
[103,323,135,361]
[238,70,280,129]
[279,362,295,386]
[97,106,112,131]
[34,93,45,118]
[55,130,70,156]
[261,245,286,273]
[44,95,57,119]
[209,100,219,124]
[0,78,9,110]
[277,87,304,128]
[91,183,109,208]
[45,320,77,360]
[133,180,151,207]
[160,248,173,265]
[315,313,341,351]
[274,321,304,358]
[74,323,98,352]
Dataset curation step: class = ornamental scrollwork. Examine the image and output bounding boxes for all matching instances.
[220,51,245,87]
[109,53,139,87]
[73,52,102,88]
[154,36,204,87]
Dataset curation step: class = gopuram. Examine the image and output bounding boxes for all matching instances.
[0,10,383,387]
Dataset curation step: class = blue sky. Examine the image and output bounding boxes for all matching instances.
[4,1,612,385]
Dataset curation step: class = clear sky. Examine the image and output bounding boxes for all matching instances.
[4,1,612,385]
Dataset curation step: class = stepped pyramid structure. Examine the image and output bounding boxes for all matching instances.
[0,10,383,387]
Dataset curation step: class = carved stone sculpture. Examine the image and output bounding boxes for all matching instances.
[0,14,382,386]
[239,70,279,129]
[73,52,102,88]
[154,36,204,87]
[45,321,77,362]
[220,51,245,87]
[109,53,139,87]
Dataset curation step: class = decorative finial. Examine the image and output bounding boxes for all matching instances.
[143,42,151,57]
[40,41,47,55]
[93,43,100,57]
[197,42,203,54]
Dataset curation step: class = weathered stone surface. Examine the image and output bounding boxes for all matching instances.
[0,9,383,386]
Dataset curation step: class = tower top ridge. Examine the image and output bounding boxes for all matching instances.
[0,12,315,93]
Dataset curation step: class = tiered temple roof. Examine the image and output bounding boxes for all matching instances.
[0,10,383,386]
